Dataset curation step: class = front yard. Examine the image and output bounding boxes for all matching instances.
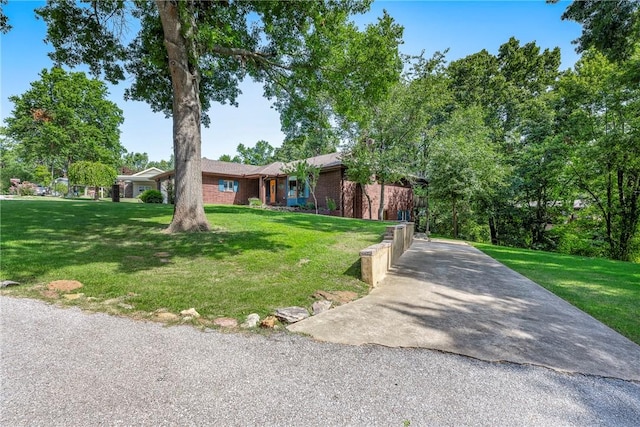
[0,200,388,323]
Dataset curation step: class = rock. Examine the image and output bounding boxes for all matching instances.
[0,280,20,288]
[260,316,278,329]
[241,313,260,328]
[213,317,238,328]
[180,308,200,318]
[275,306,310,324]
[47,280,83,292]
[312,300,332,315]
[63,293,84,300]
[156,312,180,322]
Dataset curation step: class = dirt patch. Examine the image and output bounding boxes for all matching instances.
[313,290,359,305]
[47,280,83,292]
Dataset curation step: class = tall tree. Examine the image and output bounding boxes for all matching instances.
[37,0,382,232]
[558,50,640,261]
[0,0,10,33]
[235,140,274,165]
[120,151,150,173]
[554,0,639,63]
[4,67,124,177]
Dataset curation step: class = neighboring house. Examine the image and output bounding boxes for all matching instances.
[117,167,165,199]
[154,153,414,221]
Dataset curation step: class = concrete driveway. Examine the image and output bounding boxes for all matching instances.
[289,239,640,381]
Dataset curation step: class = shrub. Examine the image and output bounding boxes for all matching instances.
[326,197,337,211]
[248,197,262,207]
[139,189,163,203]
[53,182,68,197]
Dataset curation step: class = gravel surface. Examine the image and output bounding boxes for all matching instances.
[1,297,639,426]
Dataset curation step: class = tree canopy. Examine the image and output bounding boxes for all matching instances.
[4,67,124,175]
[36,0,397,232]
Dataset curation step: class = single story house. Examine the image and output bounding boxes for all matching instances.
[117,167,165,199]
[153,152,413,220]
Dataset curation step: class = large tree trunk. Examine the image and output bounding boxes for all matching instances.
[377,182,386,221]
[156,1,210,232]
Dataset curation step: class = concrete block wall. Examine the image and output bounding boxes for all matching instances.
[360,222,414,287]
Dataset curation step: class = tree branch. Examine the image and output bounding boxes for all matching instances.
[211,45,292,71]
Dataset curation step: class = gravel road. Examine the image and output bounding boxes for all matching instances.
[1,297,639,426]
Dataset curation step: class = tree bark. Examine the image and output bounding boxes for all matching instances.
[156,1,210,232]
[378,182,386,221]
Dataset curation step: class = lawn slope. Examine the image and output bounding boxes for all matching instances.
[1,200,388,322]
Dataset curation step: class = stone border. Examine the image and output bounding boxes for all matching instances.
[360,222,414,287]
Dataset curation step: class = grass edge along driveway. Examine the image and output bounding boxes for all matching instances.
[473,242,640,345]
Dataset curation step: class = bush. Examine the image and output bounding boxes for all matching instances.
[248,197,262,207]
[139,189,163,203]
[326,197,337,211]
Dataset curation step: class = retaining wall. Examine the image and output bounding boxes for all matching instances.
[360,222,414,287]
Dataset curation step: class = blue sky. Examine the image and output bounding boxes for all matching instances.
[1,1,581,163]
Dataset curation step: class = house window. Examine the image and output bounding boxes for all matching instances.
[138,185,152,194]
[288,176,297,197]
[218,179,239,193]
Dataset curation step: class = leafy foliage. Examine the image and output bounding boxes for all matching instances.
[68,161,117,200]
[139,189,163,204]
[3,67,124,172]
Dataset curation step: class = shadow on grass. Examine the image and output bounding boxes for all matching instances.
[0,200,290,281]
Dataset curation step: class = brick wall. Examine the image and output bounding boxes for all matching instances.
[202,174,259,205]
[314,169,343,210]
[342,181,413,220]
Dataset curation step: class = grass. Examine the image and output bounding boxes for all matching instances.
[0,199,389,324]
[473,242,640,345]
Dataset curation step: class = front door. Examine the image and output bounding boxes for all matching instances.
[269,180,276,204]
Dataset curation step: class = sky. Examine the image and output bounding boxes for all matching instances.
[0,1,582,163]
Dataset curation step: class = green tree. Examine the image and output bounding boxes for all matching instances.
[37,0,382,232]
[557,50,640,261]
[0,134,34,193]
[0,0,10,34]
[235,140,274,165]
[217,154,240,163]
[3,67,124,178]
[68,160,117,200]
[147,154,175,171]
[554,0,639,63]
[281,159,321,214]
[428,107,505,238]
[120,151,150,173]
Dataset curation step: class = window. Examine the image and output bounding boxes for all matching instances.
[288,176,297,197]
[138,185,152,194]
[218,179,239,193]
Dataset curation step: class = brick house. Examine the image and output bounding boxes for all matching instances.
[153,152,413,220]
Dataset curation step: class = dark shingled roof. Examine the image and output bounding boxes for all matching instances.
[201,158,262,176]
[155,152,345,180]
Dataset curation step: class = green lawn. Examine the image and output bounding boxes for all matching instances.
[0,199,388,323]
[473,242,640,345]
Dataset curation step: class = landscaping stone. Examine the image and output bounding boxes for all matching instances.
[63,293,84,300]
[180,308,200,318]
[275,307,310,324]
[0,280,20,288]
[47,280,83,292]
[213,317,238,328]
[260,316,278,329]
[241,313,260,328]
[312,300,332,315]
